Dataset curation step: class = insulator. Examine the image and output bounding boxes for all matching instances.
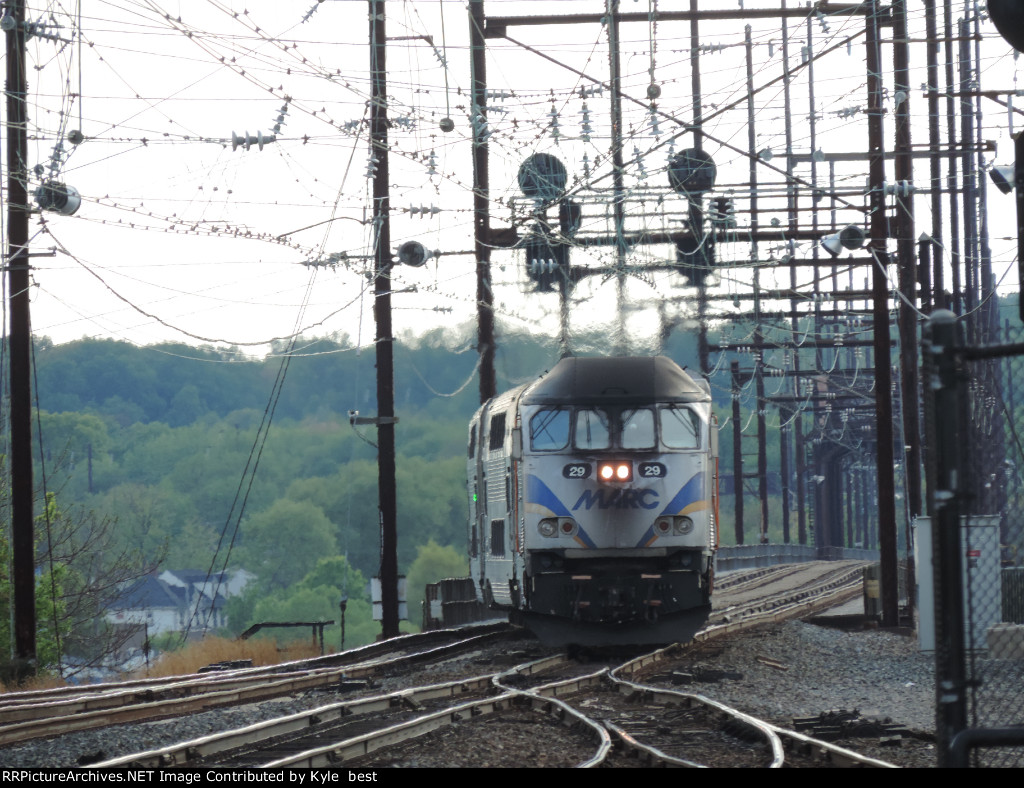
[648,105,661,138]
[472,114,489,140]
[525,232,569,292]
[302,2,320,23]
[231,130,276,151]
[633,146,648,181]
[548,104,560,140]
[580,102,592,141]
[883,180,915,197]
[708,197,735,228]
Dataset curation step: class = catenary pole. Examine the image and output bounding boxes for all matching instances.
[370,0,399,639]
[470,0,496,403]
[6,0,36,672]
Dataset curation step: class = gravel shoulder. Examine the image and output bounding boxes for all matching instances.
[670,620,937,733]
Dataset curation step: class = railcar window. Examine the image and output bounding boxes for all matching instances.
[530,408,570,451]
[575,408,611,449]
[490,519,505,557]
[661,406,701,449]
[468,424,477,458]
[621,408,656,449]
[489,413,506,451]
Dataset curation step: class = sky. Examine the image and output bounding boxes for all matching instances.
[6,0,1022,360]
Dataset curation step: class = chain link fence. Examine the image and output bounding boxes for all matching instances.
[924,311,1024,767]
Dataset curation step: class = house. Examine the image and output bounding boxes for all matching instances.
[106,568,252,637]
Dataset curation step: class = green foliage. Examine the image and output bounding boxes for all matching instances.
[24,324,592,660]
[233,554,378,650]
[284,461,380,574]
[395,457,467,568]
[238,499,338,592]
[298,556,368,599]
[404,540,469,626]
[0,492,73,675]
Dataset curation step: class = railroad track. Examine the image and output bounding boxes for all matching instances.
[0,624,517,748]
[58,560,895,769]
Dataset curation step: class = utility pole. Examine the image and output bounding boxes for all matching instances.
[5,0,36,673]
[865,0,900,628]
[892,0,920,615]
[606,0,628,355]
[469,0,496,403]
[369,0,399,640]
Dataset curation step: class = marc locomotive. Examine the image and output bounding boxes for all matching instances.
[467,355,719,646]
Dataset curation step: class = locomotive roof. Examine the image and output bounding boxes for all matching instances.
[521,356,709,406]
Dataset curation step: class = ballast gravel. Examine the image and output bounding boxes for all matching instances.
[0,620,940,769]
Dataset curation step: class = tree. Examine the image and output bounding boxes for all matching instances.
[238,499,338,592]
[228,554,376,650]
[247,586,379,650]
[404,540,468,628]
[1,488,160,681]
[285,463,380,576]
[298,555,368,601]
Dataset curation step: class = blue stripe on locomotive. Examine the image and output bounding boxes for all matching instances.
[525,472,706,550]
[635,471,707,547]
[658,471,706,517]
[525,474,572,517]
[524,475,597,548]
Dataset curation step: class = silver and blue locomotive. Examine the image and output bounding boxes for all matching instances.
[467,355,719,646]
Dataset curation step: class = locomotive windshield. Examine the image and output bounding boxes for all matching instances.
[529,408,570,451]
[528,405,701,451]
[621,408,656,449]
[575,408,611,449]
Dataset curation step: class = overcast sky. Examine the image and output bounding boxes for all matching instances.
[9,1,1021,359]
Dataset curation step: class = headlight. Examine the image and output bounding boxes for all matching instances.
[597,461,632,482]
[538,519,557,538]
[674,516,695,535]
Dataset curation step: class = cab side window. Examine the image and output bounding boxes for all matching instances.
[661,406,701,449]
